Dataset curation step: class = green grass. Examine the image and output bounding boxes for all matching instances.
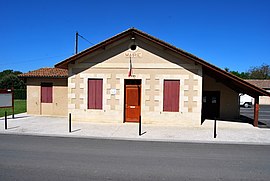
[0,100,26,117]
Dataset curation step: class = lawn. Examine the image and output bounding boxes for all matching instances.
[0,100,26,117]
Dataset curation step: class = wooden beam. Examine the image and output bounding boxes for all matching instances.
[253,96,259,127]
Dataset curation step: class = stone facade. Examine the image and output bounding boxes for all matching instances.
[68,36,202,126]
[23,29,268,126]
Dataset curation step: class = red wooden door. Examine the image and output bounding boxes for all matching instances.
[125,84,141,122]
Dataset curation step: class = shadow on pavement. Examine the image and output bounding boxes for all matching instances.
[140,131,147,136]
[71,129,81,133]
[0,115,30,121]
[7,126,20,130]
[12,115,30,119]
[217,115,269,129]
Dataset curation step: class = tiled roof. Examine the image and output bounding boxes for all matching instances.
[18,68,68,78]
[245,80,270,89]
[54,27,270,96]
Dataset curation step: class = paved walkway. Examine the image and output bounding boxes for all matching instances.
[1,113,270,145]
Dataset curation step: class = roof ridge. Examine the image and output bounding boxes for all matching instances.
[19,67,68,78]
[54,28,270,96]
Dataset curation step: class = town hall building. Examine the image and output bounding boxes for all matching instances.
[19,28,270,127]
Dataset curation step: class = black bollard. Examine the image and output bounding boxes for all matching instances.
[5,111,7,130]
[214,118,217,138]
[139,115,141,136]
[69,113,71,133]
[12,106,15,119]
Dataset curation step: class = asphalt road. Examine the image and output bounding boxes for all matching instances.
[0,134,270,180]
[240,105,270,128]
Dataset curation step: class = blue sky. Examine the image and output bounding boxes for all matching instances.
[0,0,269,73]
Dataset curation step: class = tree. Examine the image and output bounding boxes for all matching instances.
[230,71,250,79]
[248,64,270,79]
[0,70,25,89]
[225,67,250,79]
[225,63,270,80]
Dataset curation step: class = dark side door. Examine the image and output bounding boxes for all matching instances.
[202,91,220,122]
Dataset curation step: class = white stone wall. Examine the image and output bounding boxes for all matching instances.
[67,37,203,125]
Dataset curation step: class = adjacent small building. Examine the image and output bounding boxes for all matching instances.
[19,28,270,127]
[19,68,68,116]
[245,80,270,105]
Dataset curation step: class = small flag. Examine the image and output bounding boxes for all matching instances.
[128,57,132,77]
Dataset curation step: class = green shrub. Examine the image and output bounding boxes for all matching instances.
[14,89,26,100]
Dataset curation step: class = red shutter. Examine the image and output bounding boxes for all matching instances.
[41,83,53,103]
[163,81,170,111]
[88,79,96,109]
[41,86,47,103]
[88,79,103,109]
[163,80,180,112]
[47,86,52,103]
[95,79,103,109]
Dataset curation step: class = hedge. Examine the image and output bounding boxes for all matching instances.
[14,89,26,100]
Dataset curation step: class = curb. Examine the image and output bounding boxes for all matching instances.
[1,132,270,146]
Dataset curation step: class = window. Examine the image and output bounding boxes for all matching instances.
[88,79,103,109]
[163,80,180,112]
[203,96,207,103]
[41,83,53,103]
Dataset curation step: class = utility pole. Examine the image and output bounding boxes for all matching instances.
[75,31,78,54]
[74,31,93,54]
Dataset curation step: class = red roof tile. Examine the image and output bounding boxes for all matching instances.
[245,80,270,89]
[19,68,68,78]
